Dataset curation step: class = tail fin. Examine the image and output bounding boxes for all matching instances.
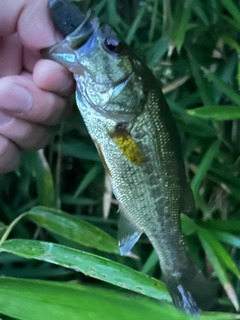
[164,277,200,315]
[163,267,216,315]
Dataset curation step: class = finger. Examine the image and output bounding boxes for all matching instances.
[0,0,25,36]
[0,33,22,77]
[23,47,41,74]
[0,135,20,174]
[18,0,61,50]
[33,60,75,97]
[0,74,71,126]
[0,111,50,151]
[0,0,59,49]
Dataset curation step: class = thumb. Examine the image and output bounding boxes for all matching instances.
[0,0,59,51]
[18,0,60,51]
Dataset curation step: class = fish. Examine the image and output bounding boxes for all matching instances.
[43,0,214,314]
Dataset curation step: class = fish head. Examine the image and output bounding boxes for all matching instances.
[43,13,149,122]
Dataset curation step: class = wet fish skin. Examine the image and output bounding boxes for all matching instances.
[43,0,214,314]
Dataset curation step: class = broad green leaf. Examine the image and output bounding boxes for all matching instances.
[201,312,240,320]
[0,277,185,320]
[191,140,220,197]
[187,106,240,120]
[202,68,240,106]
[28,206,119,254]
[0,240,171,303]
[0,277,237,320]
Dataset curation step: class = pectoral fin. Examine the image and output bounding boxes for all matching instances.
[118,212,142,255]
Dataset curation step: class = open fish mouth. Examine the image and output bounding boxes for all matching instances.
[41,0,97,59]
[48,0,85,36]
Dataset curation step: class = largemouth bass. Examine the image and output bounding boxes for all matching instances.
[43,0,213,314]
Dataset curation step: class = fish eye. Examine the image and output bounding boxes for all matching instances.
[104,36,123,54]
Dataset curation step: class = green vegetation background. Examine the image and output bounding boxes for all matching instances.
[1,0,240,319]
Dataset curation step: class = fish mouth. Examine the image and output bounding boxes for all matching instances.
[48,0,96,49]
[48,0,86,37]
[65,11,97,50]
[41,0,97,64]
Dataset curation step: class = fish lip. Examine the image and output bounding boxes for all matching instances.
[48,0,86,36]
[65,11,98,50]
[48,0,97,50]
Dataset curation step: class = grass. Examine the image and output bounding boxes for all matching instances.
[1,0,240,319]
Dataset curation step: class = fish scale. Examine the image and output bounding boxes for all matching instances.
[43,0,215,315]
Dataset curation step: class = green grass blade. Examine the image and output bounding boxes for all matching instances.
[146,36,169,68]
[0,223,7,238]
[28,206,119,254]
[126,2,148,44]
[191,140,220,198]
[73,164,102,199]
[222,14,240,31]
[198,230,239,310]
[187,50,215,106]
[198,228,240,278]
[28,151,55,207]
[187,106,240,120]
[221,35,240,53]
[0,240,171,303]
[212,231,240,248]
[200,220,240,232]
[219,0,240,23]
[141,250,158,274]
[148,0,159,42]
[107,0,118,26]
[202,68,240,106]
[170,0,194,52]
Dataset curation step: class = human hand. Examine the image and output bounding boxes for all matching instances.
[0,0,75,174]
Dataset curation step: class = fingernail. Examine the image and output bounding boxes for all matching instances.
[0,111,13,126]
[0,84,33,114]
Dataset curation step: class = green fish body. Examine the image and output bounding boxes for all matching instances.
[44,0,213,314]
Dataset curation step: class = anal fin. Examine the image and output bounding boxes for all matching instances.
[118,212,142,255]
